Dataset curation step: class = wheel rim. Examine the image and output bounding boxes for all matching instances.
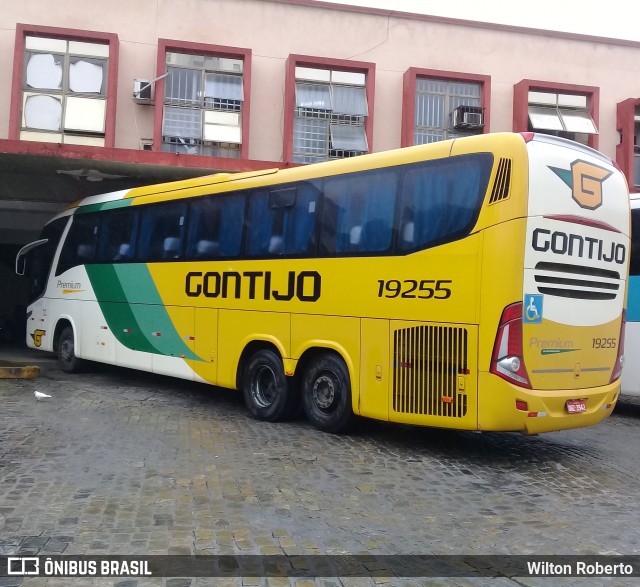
[312,372,339,412]
[252,365,277,408]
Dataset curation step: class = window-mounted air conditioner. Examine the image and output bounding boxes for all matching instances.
[452,106,484,130]
[133,79,152,105]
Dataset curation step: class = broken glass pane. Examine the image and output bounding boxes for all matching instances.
[26,53,63,90]
[24,94,62,130]
[69,59,105,93]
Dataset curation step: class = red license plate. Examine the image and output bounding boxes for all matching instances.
[566,399,586,414]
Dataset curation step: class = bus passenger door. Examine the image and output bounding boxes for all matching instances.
[192,307,218,385]
[358,318,390,421]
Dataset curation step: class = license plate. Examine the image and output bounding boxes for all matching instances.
[566,399,586,414]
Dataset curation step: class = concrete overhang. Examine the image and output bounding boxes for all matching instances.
[0,139,286,245]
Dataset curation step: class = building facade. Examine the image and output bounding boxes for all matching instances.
[1,0,639,338]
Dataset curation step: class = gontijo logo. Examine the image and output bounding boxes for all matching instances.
[549,160,613,210]
[30,329,46,347]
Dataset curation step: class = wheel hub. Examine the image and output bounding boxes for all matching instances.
[312,374,336,409]
[253,366,276,408]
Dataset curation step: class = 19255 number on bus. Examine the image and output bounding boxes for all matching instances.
[377,279,452,299]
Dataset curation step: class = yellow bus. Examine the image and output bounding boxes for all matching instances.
[16,132,630,434]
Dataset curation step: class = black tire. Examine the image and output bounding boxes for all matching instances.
[302,352,354,433]
[242,349,296,422]
[58,325,85,373]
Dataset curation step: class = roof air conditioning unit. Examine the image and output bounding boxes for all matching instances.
[452,106,484,130]
[133,79,152,105]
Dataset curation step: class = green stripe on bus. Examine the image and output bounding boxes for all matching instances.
[76,199,133,215]
[85,264,201,361]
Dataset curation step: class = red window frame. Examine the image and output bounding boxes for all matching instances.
[401,67,491,147]
[154,39,252,159]
[513,79,599,150]
[9,23,119,147]
[616,98,640,192]
[283,54,375,165]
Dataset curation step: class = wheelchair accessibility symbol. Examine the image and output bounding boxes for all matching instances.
[524,294,543,324]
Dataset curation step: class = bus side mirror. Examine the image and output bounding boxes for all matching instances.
[15,254,26,276]
[15,238,48,276]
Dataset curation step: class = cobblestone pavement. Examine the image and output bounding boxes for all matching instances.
[2,359,640,587]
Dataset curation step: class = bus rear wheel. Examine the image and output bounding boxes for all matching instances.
[58,326,85,373]
[302,353,354,433]
[243,349,296,422]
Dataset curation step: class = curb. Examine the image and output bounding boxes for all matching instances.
[0,362,41,379]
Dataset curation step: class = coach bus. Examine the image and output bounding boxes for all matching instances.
[16,132,630,434]
[621,194,640,396]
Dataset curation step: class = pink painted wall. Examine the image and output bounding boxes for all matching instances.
[2,0,640,163]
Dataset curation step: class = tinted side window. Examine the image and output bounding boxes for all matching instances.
[30,217,68,299]
[97,209,138,262]
[246,183,319,256]
[56,213,100,275]
[630,207,640,277]
[397,153,493,251]
[137,203,187,261]
[320,170,396,254]
[187,193,245,259]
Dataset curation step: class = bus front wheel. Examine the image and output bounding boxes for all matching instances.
[302,353,354,433]
[58,326,85,373]
[243,349,296,422]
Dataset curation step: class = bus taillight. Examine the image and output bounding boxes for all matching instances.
[491,302,532,388]
[610,309,626,383]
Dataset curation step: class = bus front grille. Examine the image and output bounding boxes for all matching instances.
[533,262,620,300]
[393,325,468,417]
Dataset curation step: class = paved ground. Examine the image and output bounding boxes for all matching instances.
[2,349,640,586]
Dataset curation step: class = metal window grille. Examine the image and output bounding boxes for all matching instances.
[293,74,368,163]
[414,78,482,145]
[162,54,244,158]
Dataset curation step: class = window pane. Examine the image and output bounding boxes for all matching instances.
[331,70,365,86]
[166,52,205,68]
[98,210,138,262]
[331,85,367,116]
[295,83,331,109]
[25,36,67,52]
[246,184,319,256]
[415,93,445,127]
[294,117,328,156]
[187,194,245,258]
[528,106,564,131]
[23,94,62,130]
[414,129,445,145]
[203,122,242,143]
[162,106,201,139]
[64,97,106,132]
[138,203,187,261]
[634,154,640,187]
[528,91,557,105]
[69,59,105,93]
[558,93,587,108]
[295,67,330,82]
[25,53,63,90]
[165,67,201,105]
[68,41,109,58]
[321,170,397,254]
[398,154,492,251]
[205,73,243,100]
[203,56,243,73]
[559,108,598,134]
[330,124,367,152]
[57,213,100,274]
